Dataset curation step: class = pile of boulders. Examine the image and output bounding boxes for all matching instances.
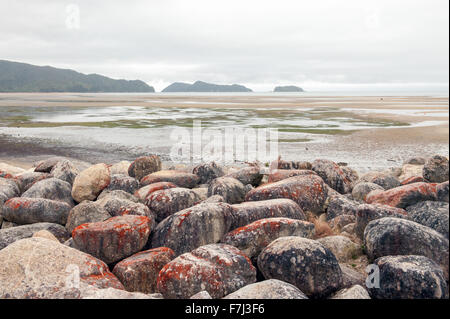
[0,154,448,299]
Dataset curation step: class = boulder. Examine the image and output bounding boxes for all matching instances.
[140,170,200,188]
[34,157,67,173]
[341,166,359,186]
[317,236,362,262]
[225,166,263,186]
[398,164,424,182]
[369,255,448,299]
[404,157,427,165]
[32,229,59,242]
[0,222,70,250]
[223,279,308,299]
[365,182,438,208]
[112,247,175,294]
[14,172,51,193]
[192,162,225,184]
[151,202,233,256]
[355,203,408,238]
[50,160,80,185]
[351,182,384,201]
[245,175,329,215]
[406,201,449,238]
[400,176,425,185]
[331,285,371,299]
[207,177,247,204]
[311,159,353,194]
[326,195,360,221]
[364,217,449,279]
[328,215,356,230]
[0,237,123,298]
[128,155,162,181]
[134,182,177,201]
[72,215,152,264]
[257,236,343,298]
[2,197,71,225]
[267,169,316,183]
[222,217,315,261]
[437,181,449,202]
[21,177,74,207]
[340,264,366,288]
[104,174,139,194]
[65,201,111,233]
[357,172,401,190]
[276,160,312,170]
[145,188,201,222]
[0,177,20,199]
[157,244,256,299]
[110,161,131,176]
[97,189,139,202]
[71,164,111,203]
[423,155,449,183]
[0,162,25,176]
[229,199,306,230]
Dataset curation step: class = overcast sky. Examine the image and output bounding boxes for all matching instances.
[1,0,448,92]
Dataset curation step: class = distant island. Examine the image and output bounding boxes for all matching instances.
[274,85,304,92]
[0,60,155,93]
[162,81,253,93]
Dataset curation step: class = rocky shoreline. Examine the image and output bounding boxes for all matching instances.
[0,154,449,299]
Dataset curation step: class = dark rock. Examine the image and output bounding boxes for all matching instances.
[192,162,225,184]
[34,157,67,173]
[436,181,449,202]
[156,243,256,299]
[14,172,51,193]
[404,157,427,165]
[113,247,175,293]
[351,182,384,201]
[145,187,201,222]
[128,155,162,181]
[340,264,365,288]
[267,169,316,183]
[104,174,139,194]
[355,203,408,238]
[140,170,200,188]
[326,195,360,221]
[357,172,401,190]
[226,166,263,186]
[405,201,449,239]
[0,222,70,250]
[311,159,353,194]
[65,201,111,233]
[341,166,359,186]
[207,177,246,204]
[223,279,308,299]
[423,155,449,183]
[276,160,312,170]
[2,197,71,225]
[0,177,20,199]
[364,217,449,279]
[151,202,233,256]
[245,175,329,215]
[369,255,448,299]
[72,215,152,264]
[222,217,315,261]
[365,182,438,208]
[257,236,343,298]
[50,160,79,185]
[229,199,306,230]
[22,177,74,207]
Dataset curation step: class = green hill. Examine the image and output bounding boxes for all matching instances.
[162,81,252,92]
[0,60,155,93]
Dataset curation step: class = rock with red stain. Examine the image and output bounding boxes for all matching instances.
[277,160,312,170]
[140,170,200,189]
[134,182,177,201]
[192,162,225,184]
[222,217,315,261]
[71,164,111,203]
[364,217,449,280]
[436,181,449,203]
[0,222,70,250]
[257,236,343,298]
[0,177,20,199]
[157,243,256,299]
[354,203,408,238]
[128,155,162,181]
[423,155,449,183]
[268,169,316,183]
[351,182,384,201]
[50,160,80,185]
[400,176,425,185]
[365,182,438,208]
[207,177,247,204]
[2,197,71,225]
[104,174,139,194]
[357,171,401,190]
[311,159,353,194]
[65,201,111,233]
[245,175,329,215]
[151,202,234,256]
[0,237,124,298]
[14,172,51,193]
[229,199,306,231]
[145,187,201,222]
[112,247,175,293]
[223,279,308,299]
[21,177,74,207]
[226,166,263,187]
[72,215,152,264]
